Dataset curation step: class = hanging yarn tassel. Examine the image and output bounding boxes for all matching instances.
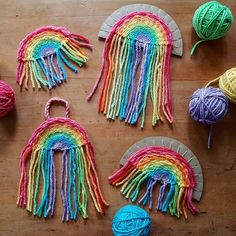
[191,1,233,55]
[112,205,152,236]
[0,80,15,118]
[17,26,92,90]
[109,146,198,219]
[189,87,228,149]
[87,12,174,127]
[17,98,108,221]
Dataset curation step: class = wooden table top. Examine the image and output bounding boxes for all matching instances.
[0,0,235,235]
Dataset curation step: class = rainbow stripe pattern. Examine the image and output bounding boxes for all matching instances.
[17,98,108,222]
[109,146,198,219]
[88,12,174,127]
[17,26,92,89]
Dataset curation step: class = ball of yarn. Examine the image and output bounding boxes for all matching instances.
[0,80,15,118]
[112,205,151,236]
[189,87,228,125]
[218,67,236,103]
[191,1,233,55]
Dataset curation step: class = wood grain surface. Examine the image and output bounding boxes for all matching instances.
[0,0,236,235]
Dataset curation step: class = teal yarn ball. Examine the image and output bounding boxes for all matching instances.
[191,1,233,55]
[112,205,151,236]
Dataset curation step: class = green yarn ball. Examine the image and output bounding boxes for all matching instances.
[191,1,233,55]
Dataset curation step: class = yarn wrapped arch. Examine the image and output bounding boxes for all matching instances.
[98,4,183,56]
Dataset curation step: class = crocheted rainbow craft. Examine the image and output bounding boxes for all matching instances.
[17,98,108,222]
[17,26,92,89]
[109,137,203,219]
[87,4,183,127]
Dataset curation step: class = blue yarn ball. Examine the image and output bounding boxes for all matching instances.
[112,205,151,236]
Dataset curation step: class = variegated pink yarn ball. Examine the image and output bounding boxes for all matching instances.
[0,80,15,118]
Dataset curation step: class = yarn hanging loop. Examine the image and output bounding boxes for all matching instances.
[44,97,70,120]
[191,1,233,55]
[0,80,15,118]
[112,205,151,236]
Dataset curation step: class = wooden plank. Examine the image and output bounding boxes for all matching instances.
[0,0,236,235]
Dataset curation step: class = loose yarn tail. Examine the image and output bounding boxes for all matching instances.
[190,39,207,55]
[207,124,213,149]
[205,77,220,88]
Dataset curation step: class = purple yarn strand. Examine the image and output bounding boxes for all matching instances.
[138,178,152,206]
[208,125,214,149]
[126,44,148,124]
[50,54,62,82]
[46,149,54,216]
[125,42,142,121]
[157,183,167,210]
[148,179,156,209]
[64,150,69,221]
[60,150,67,221]
[51,150,56,215]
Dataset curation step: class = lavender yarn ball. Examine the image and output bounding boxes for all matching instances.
[189,87,228,125]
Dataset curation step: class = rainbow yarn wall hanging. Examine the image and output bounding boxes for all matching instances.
[17,26,92,90]
[87,4,183,127]
[109,137,203,219]
[17,98,108,221]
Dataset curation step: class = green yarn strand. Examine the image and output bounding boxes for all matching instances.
[190,39,207,55]
[75,148,88,218]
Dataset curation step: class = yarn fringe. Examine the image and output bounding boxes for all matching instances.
[87,34,173,127]
[108,160,198,219]
[17,143,107,221]
[17,33,92,89]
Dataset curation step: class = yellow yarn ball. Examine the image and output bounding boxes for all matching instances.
[206,67,236,103]
[218,68,236,103]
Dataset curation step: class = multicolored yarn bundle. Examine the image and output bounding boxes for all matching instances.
[109,146,198,219]
[88,12,174,127]
[191,1,233,55]
[17,26,92,89]
[17,98,108,221]
[0,80,15,118]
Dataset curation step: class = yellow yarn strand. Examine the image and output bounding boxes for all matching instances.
[206,67,236,103]
[80,147,101,213]
[26,150,39,211]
